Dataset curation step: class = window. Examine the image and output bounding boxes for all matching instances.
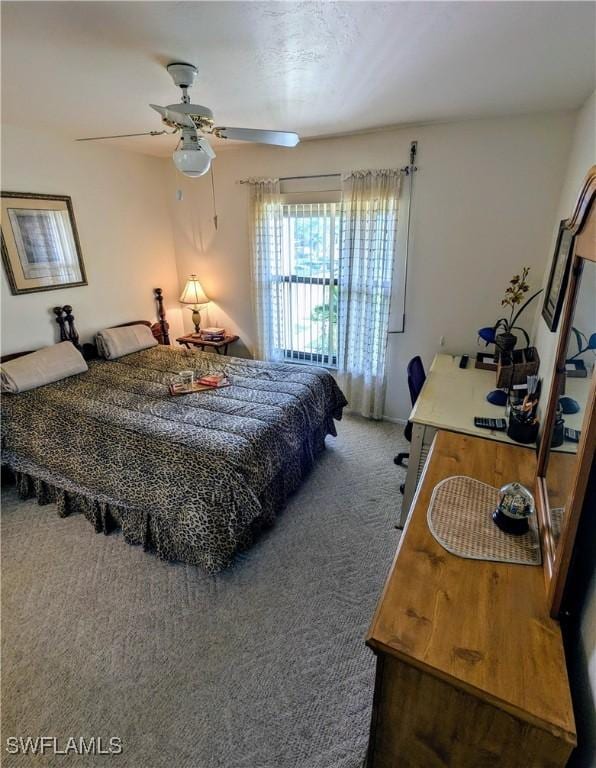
[279,202,339,367]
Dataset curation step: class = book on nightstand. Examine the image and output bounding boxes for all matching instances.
[199,327,226,342]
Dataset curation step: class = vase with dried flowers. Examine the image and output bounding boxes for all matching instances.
[493,267,543,354]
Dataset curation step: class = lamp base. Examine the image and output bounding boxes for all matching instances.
[191,308,201,334]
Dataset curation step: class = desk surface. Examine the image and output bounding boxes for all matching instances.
[366,430,576,744]
[409,353,587,451]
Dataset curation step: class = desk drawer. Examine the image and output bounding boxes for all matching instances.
[367,653,573,768]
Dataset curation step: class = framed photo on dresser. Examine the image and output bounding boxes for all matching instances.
[1,191,87,294]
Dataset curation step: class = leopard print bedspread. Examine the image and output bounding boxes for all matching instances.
[1,345,347,572]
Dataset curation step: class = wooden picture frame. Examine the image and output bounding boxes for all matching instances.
[541,220,575,332]
[1,191,87,295]
[535,165,596,618]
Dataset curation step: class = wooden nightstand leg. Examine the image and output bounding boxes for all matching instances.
[223,344,229,355]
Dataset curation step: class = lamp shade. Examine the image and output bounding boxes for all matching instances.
[179,274,210,306]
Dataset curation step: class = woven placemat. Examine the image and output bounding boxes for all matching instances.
[427,475,541,566]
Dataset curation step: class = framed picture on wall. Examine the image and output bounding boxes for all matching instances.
[1,192,87,295]
[541,220,574,332]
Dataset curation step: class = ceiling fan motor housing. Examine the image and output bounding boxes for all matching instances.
[167,62,198,90]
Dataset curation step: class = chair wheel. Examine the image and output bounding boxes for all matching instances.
[394,451,409,467]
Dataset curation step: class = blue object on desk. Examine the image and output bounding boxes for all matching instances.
[487,389,508,406]
[478,327,496,345]
[559,396,580,414]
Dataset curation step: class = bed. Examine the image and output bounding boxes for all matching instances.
[1,292,347,572]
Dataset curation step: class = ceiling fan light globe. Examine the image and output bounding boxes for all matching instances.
[173,149,211,178]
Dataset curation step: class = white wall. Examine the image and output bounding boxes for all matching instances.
[0,124,184,354]
[532,91,596,410]
[166,112,574,420]
[531,90,596,768]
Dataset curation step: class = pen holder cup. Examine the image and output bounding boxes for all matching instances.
[551,418,565,448]
[507,409,539,445]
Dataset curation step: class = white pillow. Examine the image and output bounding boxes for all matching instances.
[1,341,88,393]
[96,324,158,360]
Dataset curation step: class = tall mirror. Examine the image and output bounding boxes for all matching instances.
[544,261,595,542]
[536,166,596,618]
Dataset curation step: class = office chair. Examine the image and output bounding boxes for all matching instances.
[394,356,427,493]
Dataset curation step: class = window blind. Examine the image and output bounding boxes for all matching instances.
[279,202,340,367]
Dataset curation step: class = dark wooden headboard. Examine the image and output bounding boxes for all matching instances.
[0,287,170,363]
[112,288,170,345]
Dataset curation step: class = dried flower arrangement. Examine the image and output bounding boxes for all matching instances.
[502,267,531,309]
[478,267,542,352]
[492,267,543,352]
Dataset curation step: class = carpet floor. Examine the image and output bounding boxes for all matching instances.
[1,415,406,768]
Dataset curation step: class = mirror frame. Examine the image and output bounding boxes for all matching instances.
[536,165,596,618]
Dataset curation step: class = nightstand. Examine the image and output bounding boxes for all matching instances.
[176,333,239,356]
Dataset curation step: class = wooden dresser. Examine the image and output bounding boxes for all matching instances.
[365,431,576,767]
[399,354,587,527]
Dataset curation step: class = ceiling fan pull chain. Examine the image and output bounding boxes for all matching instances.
[210,166,218,231]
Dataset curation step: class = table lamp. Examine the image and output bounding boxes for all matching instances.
[179,274,210,334]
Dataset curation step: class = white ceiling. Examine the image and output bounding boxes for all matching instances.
[2,1,595,157]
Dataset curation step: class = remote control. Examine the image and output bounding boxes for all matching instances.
[564,427,581,443]
[474,417,507,431]
[459,355,469,369]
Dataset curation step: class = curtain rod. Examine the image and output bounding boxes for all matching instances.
[238,142,419,185]
[282,173,340,182]
[239,173,339,185]
[238,167,417,184]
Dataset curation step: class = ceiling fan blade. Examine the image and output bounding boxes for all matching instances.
[150,104,195,129]
[76,130,168,141]
[197,137,216,160]
[213,127,299,147]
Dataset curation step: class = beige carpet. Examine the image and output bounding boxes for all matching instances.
[1,415,406,768]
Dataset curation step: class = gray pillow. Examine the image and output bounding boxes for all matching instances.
[96,324,158,360]
[1,342,88,393]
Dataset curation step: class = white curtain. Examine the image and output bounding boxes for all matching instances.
[248,179,285,361]
[337,169,401,419]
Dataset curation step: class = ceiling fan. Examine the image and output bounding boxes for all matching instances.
[76,62,300,177]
